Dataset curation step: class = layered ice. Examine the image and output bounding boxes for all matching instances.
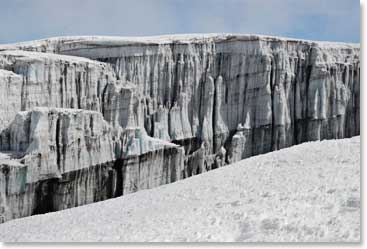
[0,34,360,223]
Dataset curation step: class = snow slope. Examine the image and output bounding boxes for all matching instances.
[0,137,360,242]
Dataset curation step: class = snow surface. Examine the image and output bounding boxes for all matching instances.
[0,49,104,64]
[1,33,359,51]
[0,137,360,242]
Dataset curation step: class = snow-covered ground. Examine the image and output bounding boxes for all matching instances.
[0,137,360,242]
[2,33,359,48]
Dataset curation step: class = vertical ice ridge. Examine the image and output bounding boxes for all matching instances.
[0,34,360,223]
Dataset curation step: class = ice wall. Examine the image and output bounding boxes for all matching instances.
[0,108,183,222]
[0,34,360,222]
[20,34,358,165]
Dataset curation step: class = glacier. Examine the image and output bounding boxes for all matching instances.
[0,34,360,223]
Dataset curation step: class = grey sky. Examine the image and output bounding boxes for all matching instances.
[0,0,360,44]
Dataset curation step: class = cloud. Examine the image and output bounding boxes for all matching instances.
[0,0,359,43]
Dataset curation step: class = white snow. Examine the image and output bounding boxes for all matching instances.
[0,33,359,53]
[0,152,23,167]
[0,137,360,242]
[0,49,104,64]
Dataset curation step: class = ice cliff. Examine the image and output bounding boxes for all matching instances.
[0,34,360,222]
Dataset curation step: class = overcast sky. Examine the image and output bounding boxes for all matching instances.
[0,0,360,44]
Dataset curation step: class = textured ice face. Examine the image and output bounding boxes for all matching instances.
[0,35,360,156]
[0,34,360,223]
[76,35,358,162]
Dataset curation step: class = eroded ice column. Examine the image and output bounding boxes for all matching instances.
[200,76,215,154]
[0,70,22,133]
[213,75,229,152]
[114,127,185,195]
